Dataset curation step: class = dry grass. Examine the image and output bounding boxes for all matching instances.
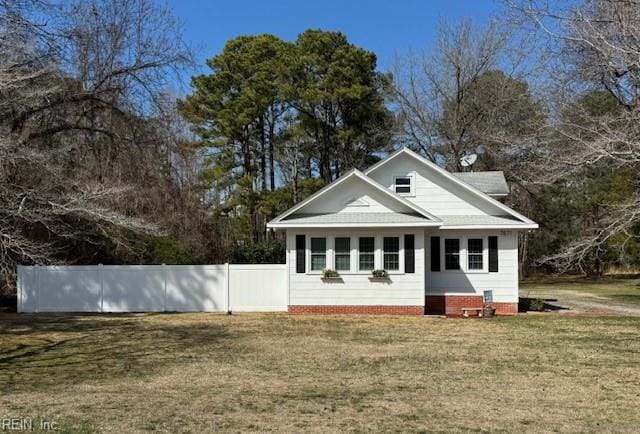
[521,277,640,314]
[1,312,639,433]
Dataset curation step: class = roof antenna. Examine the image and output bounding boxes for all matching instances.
[459,153,477,170]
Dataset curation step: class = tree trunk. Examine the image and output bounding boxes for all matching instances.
[293,156,299,203]
[259,116,267,190]
[519,232,528,280]
[268,121,275,191]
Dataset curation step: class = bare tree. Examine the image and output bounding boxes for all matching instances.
[392,18,547,276]
[508,0,640,273]
[392,19,541,171]
[0,0,197,292]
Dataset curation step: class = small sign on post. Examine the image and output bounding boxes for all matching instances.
[483,290,493,306]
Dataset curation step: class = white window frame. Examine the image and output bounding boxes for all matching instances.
[439,236,489,274]
[443,238,461,271]
[393,173,415,197]
[357,235,377,273]
[466,238,484,272]
[382,236,401,272]
[333,236,352,272]
[308,236,327,273]
[304,233,407,275]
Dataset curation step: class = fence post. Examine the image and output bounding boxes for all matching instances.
[98,264,104,313]
[34,265,39,313]
[16,265,21,313]
[225,262,230,313]
[163,263,167,312]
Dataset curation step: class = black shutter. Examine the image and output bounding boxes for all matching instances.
[404,234,415,273]
[296,235,306,273]
[489,236,498,272]
[430,236,441,272]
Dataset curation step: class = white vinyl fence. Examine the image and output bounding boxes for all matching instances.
[17,264,287,313]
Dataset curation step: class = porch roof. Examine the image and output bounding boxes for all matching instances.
[271,212,439,228]
[438,215,537,229]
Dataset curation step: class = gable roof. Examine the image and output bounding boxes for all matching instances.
[267,169,442,228]
[451,171,509,197]
[364,148,537,227]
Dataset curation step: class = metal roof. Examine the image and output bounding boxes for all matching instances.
[451,171,509,196]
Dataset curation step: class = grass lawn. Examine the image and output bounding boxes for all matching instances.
[521,276,640,314]
[1,311,640,433]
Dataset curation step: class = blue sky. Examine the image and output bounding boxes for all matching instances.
[168,0,500,86]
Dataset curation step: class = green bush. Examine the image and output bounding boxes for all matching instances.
[144,237,206,264]
[529,298,546,311]
[231,240,285,264]
[322,269,340,278]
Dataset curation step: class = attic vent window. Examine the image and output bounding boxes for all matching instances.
[344,198,369,207]
[394,175,414,196]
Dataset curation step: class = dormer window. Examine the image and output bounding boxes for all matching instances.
[394,175,414,196]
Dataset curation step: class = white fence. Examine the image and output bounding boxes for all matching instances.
[17,264,287,313]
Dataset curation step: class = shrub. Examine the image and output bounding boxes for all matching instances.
[231,239,285,264]
[529,298,547,311]
[322,269,340,278]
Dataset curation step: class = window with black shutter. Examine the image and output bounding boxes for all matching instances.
[489,236,498,272]
[444,239,460,270]
[404,234,415,273]
[295,235,305,273]
[467,238,483,270]
[430,236,440,272]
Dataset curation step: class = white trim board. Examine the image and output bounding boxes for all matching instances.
[364,148,538,228]
[267,169,442,228]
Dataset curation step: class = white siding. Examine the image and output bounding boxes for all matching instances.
[367,153,504,216]
[287,228,425,306]
[296,176,415,215]
[425,230,519,303]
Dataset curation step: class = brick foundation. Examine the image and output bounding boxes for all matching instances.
[288,305,424,315]
[443,295,484,316]
[493,302,518,315]
[425,295,518,317]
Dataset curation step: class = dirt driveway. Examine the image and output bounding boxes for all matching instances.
[520,277,640,315]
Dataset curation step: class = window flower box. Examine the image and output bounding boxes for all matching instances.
[369,269,389,281]
[321,269,341,280]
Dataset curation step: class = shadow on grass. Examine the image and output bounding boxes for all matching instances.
[518,297,570,313]
[0,295,16,313]
[0,313,238,392]
[608,294,640,304]
[522,274,640,286]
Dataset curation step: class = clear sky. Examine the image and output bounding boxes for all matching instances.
[168,0,500,85]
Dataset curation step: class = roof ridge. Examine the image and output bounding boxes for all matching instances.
[267,167,442,227]
[363,147,536,226]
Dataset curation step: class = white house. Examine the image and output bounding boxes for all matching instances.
[267,148,537,316]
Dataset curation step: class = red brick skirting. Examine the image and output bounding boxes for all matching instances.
[288,305,424,315]
[493,302,518,315]
[425,295,518,316]
[443,295,484,316]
